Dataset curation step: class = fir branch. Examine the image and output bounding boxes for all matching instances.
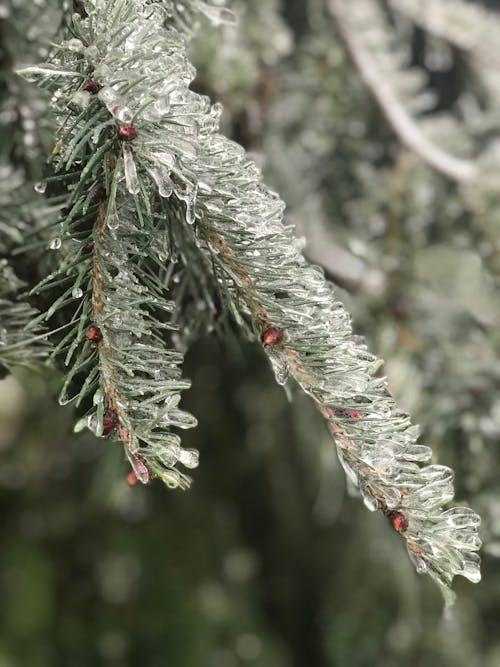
[0,287,50,373]
[21,0,481,600]
[18,0,224,488]
[0,1,70,373]
[88,192,198,488]
[194,143,481,601]
[0,171,51,371]
[327,0,478,184]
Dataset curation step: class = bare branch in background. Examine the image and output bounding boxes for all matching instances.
[327,0,477,183]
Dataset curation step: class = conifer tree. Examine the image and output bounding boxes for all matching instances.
[2,0,483,604]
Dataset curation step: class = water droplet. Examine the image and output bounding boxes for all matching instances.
[49,237,62,250]
[72,286,83,298]
[34,181,47,194]
[114,105,133,123]
[415,557,428,574]
[107,209,120,230]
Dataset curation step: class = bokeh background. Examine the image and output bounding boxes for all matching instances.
[1,1,500,665]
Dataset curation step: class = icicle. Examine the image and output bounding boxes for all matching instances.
[123,143,140,195]
[185,193,197,224]
[459,554,482,583]
[160,444,181,468]
[402,444,433,463]
[107,209,120,230]
[173,181,198,224]
[99,86,134,124]
[86,413,98,432]
[73,416,88,433]
[266,348,289,386]
[149,166,173,198]
[360,484,379,511]
[178,448,199,469]
[161,407,198,428]
[126,451,150,484]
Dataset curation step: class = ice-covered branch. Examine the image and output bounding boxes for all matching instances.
[18,0,227,487]
[20,0,481,600]
[327,0,477,184]
[194,130,481,603]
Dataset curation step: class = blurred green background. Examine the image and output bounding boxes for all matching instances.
[1,1,500,665]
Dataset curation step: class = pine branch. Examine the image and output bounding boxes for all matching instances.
[0,280,50,373]
[18,0,229,487]
[0,1,70,373]
[195,143,481,602]
[0,171,51,372]
[19,0,481,600]
[88,193,198,488]
[327,0,478,184]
